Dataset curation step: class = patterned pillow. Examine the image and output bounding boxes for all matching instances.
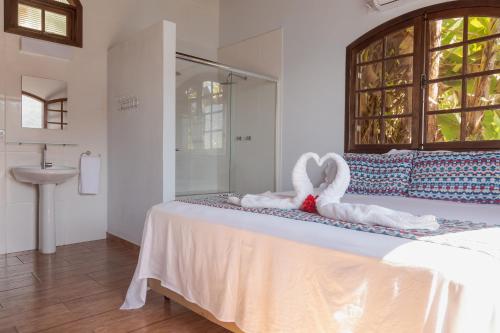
[344,152,415,196]
[409,151,499,204]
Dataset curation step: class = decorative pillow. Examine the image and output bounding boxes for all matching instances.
[344,152,415,196]
[409,151,499,204]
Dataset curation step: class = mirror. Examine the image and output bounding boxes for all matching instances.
[21,76,68,130]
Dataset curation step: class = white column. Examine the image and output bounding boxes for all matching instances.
[38,184,56,254]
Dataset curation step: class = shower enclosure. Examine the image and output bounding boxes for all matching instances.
[175,53,277,197]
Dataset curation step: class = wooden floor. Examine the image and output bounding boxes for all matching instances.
[0,239,230,333]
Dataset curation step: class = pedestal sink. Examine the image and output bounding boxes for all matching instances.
[12,166,78,254]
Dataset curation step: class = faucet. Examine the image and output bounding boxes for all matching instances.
[42,144,53,169]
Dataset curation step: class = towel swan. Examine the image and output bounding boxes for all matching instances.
[229,152,439,230]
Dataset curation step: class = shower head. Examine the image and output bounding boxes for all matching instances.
[219,72,247,85]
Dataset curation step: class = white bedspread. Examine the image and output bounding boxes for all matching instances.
[122,195,500,333]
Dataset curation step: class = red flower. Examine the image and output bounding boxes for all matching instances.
[300,195,318,214]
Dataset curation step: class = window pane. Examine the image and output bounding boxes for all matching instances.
[467,38,500,73]
[465,110,500,141]
[357,91,382,117]
[468,17,500,41]
[190,101,197,113]
[212,103,223,113]
[202,81,212,96]
[21,95,43,128]
[53,0,70,4]
[385,26,414,57]
[385,88,412,115]
[357,40,383,63]
[212,131,223,149]
[45,11,67,36]
[426,113,461,143]
[428,80,462,111]
[384,117,412,144]
[18,4,42,31]
[429,46,463,79]
[212,82,223,95]
[357,62,382,89]
[384,56,413,87]
[204,114,212,131]
[355,120,380,144]
[429,18,464,48]
[212,112,223,131]
[466,74,500,108]
[202,99,212,113]
[204,132,211,150]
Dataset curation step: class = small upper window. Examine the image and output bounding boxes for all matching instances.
[4,0,82,47]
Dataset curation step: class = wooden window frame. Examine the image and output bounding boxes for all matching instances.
[46,98,68,130]
[345,0,500,153]
[4,0,82,47]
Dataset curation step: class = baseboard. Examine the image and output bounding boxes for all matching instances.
[106,232,140,253]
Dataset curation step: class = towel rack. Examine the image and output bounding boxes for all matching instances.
[81,150,101,157]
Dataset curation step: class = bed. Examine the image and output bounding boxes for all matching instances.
[122,192,500,333]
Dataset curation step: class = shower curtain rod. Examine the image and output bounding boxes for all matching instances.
[176,52,278,82]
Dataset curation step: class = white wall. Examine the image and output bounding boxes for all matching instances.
[105,0,220,60]
[0,0,220,253]
[219,0,455,190]
[107,21,176,245]
[0,0,112,253]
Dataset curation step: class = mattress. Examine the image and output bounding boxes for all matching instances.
[123,194,500,333]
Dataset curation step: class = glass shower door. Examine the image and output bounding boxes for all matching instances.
[175,59,232,196]
[229,74,277,194]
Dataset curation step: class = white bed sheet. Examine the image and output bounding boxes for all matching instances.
[123,195,500,333]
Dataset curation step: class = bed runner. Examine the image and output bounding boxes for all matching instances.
[177,194,500,257]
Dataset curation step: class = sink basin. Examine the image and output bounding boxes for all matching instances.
[12,165,78,185]
[11,165,78,254]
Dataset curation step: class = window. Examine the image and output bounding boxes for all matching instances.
[346,1,500,152]
[46,98,68,129]
[4,0,82,47]
[202,81,225,150]
[179,81,227,152]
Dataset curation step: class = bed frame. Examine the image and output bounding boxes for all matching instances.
[148,278,244,333]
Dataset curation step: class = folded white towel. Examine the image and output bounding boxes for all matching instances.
[79,155,101,195]
[314,154,438,231]
[316,202,439,231]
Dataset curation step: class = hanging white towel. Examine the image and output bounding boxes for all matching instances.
[79,154,101,195]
